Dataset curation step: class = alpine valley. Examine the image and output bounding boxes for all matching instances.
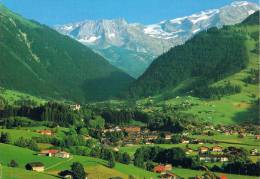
[0,1,260,179]
[55,1,259,77]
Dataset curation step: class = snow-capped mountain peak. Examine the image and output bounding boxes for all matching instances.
[55,1,259,78]
[231,1,250,7]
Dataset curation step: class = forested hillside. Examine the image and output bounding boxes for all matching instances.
[0,4,134,102]
[128,12,259,98]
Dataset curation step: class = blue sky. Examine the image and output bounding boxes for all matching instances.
[0,0,258,25]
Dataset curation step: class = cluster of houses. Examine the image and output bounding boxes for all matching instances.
[102,126,174,146]
[198,145,229,162]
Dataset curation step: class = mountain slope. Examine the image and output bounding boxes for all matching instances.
[55,1,259,78]
[128,11,259,99]
[0,4,134,102]
[132,11,259,124]
[242,9,260,25]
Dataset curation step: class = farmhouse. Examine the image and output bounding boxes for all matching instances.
[154,165,166,173]
[198,146,209,153]
[123,127,141,134]
[153,164,172,173]
[39,149,59,157]
[165,134,172,140]
[103,126,122,133]
[211,145,223,152]
[55,151,70,158]
[113,147,119,152]
[39,150,70,158]
[145,134,158,141]
[181,139,190,144]
[25,162,45,172]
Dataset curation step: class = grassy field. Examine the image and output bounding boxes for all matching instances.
[1,166,57,179]
[0,144,158,179]
[0,126,71,143]
[0,144,64,168]
[0,128,41,142]
[0,88,46,106]
[1,144,256,179]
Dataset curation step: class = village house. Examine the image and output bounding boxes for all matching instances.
[219,155,229,162]
[123,126,141,134]
[154,165,166,173]
[198,146,210,153]
[145,134,158,141]
[181,139,190,144]
[153,164,172,173]
[103,126,122,133]
[113,147,120,152]
[25,162,45,172]
[145,142,153,145]
[37,129,53,136]
[38,149,59,157]
[224,130,231,135]
[165,164,173,171]
[165,133,172,140]
[38,150,70,158]
[55,151,70,158]
[211,145,223,152]
[255,135,260,140]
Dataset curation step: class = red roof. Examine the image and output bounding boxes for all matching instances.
[220,175,227,179]
[154,165,166,173]
[41,149,59,154]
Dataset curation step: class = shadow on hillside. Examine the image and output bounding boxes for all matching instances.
[82,71,133,102]
[232,101,259,124]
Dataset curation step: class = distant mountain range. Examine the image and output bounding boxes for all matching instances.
[0,4,133,102]
[55,1,259,78]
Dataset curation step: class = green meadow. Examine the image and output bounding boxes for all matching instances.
[0,144,158,179]
[1,166,57,179]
